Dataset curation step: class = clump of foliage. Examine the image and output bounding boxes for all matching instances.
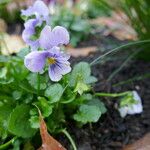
[79,0,111,19]
[120,0,150,60]
[0,1,141,149]
[0,0,22,24]
[96,0,150,60]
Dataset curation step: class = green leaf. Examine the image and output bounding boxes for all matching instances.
[0,67,7,78]
[74,82,89,95]
[12,91,22,100]
[87,99,107,114]
[73,104,101,124]
[36,97,53,117]
[0,103,14,139]
[8,104,36,138]
[120,92,137,107]
[69,62,97,87]
[0,55,10,62]
[29,116,40,129]
[17,47,30,59]
[45,83,63,103]
[27,73,48,90]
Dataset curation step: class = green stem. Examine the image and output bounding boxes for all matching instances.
[113,73,150,87]
[61,129,77,150]
[90,39,150,66]
[107,49,140,81]
[0,136,17,150]
[95,91,129,98]
[37,73,40,95]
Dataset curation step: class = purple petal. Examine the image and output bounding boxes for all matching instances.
[24,51,49,72]
[21,0,49,17]
[51,26,70,46]
[39,25,52,49]
[39,25,69,49]
[56,62,71,75]
[33,0,49,16]
[48,65,62,81]
[48,57,71,81]
[22,19,40,50]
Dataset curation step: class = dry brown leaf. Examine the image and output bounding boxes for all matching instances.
[90,11,137,41]
[123,133,150,150]
[38,114,66,150]
[0,34,25,55]
[67,46,97,57]
[0,19,7,33]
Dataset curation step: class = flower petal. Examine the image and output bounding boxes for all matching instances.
[39,26,52,49]
[33,0,49,16]
[21,0,49,17]
[24,51,49,72]
[51,26,70,46]
[22,19,40,50]
[56,62,71,75]
[48,65,62,81]
[39,26,69,49]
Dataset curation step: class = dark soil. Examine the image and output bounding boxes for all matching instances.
[58,36,150,150]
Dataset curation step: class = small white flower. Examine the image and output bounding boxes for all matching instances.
[118,91,143,118]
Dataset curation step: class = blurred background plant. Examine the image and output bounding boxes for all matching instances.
[95,0,150,60]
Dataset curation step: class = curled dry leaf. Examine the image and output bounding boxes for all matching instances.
[90,11,137,41]
[38,114,66,150]
[67,46,97,57]
[0,19,7,33]
[0,34,25,55]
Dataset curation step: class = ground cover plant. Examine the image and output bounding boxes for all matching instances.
[0,0,149,149]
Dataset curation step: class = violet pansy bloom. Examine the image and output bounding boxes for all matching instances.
[21,0,50,24]
[24,47,71,81]
[24,24,71,81]
[39,25,69,49]
[22,0,50,50]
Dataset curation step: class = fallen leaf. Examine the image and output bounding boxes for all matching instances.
[123,133,150,150]
[0,19,7,33]
[90,11,137,41]
[67,46,97,57]
[0,33,25,55]
[38,113,66,150]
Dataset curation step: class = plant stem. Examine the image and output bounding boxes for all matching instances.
[61,129,77,150]
[113,73,150,87]
[0,136,17,150]
[107,49,140,81]
[95,91,129,98]
[90,39,150,66]
[37,73,40,95]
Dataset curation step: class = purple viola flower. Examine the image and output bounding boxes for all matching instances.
[24,47,71,81]
[22,18,40,50]
[21,0,50,24]
[39,25,70,49]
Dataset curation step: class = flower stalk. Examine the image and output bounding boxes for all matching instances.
[0,136,17,150]
[61,129,77,150]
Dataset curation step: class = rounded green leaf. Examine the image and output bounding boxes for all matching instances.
[8,104,36,138]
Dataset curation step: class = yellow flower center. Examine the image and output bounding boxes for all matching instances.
[47,57,56,64]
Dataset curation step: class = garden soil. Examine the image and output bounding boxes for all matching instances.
[58,35,150,150]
